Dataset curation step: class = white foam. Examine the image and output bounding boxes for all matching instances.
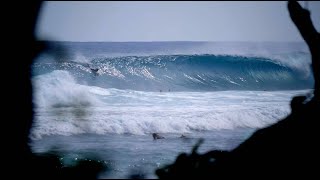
[30,84,311,140]
[71,53,90,64]
[32,70,104,108]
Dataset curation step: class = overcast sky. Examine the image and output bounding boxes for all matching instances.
[35,1,320,42]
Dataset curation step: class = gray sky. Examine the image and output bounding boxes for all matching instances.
[36,1,320,42]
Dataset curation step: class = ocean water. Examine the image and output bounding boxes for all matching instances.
[30,41,314,178]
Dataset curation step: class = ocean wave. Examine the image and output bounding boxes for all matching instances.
[32,54,314,91]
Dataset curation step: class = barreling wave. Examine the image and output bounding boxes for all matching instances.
[32,54,313,91]
[30,42,314,139]
[31,63,312,139]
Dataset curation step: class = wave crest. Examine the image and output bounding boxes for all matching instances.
[32,54,314,91]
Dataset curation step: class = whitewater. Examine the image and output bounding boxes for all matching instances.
[30,41,314,178]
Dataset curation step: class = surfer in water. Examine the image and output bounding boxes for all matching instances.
[91,68,99,73]
[90,67,99,76]
[153,133,165,140]
[180,134,187,138]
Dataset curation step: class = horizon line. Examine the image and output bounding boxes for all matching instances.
[36,40,305,43]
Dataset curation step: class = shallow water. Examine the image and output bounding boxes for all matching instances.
[31,129,256,178]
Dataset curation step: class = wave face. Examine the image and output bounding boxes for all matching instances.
[32,54,313,91]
